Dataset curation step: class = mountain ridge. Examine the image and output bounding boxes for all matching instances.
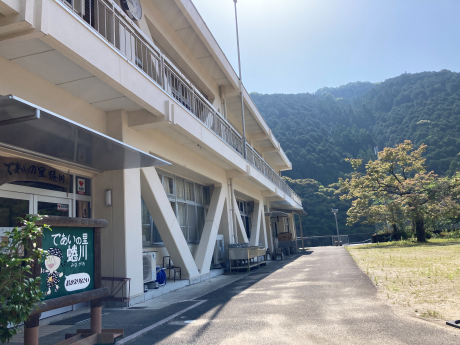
[251,70,460,235]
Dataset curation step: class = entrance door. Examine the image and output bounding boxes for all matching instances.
[34,195,72,217]
[0,190,74,318]
[0,191,33,237]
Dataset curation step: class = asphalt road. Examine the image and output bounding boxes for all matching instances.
[128,247,460,345]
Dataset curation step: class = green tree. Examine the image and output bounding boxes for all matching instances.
[0,215,49,343]
[340,141,460,242]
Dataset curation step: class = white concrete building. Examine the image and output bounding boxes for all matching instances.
[0,0,304,310]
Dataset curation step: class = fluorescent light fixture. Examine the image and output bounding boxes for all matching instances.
[105,189,112,207]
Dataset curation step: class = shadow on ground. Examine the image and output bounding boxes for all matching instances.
[36,253,310,345]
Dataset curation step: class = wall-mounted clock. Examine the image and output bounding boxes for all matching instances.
[121,0,143,21]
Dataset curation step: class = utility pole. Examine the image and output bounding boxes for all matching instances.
[332,209,341,246]
[233,0,247,159]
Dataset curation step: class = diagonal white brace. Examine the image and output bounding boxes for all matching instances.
[194,186,226,275]
[232,190,249,243]
[140,167,199,279]
[249,202,261,246]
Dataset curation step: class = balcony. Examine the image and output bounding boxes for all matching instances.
[55,0,301,206]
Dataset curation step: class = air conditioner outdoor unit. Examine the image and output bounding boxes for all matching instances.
[143,252,157,283]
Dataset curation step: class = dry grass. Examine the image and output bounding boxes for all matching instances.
[347,239,460,320]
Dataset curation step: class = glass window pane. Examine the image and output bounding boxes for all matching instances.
[176,178,185,200]
[187,204,197,242]
[178,203,186,226]
[0,197,29,228]
[185,181,194,201]
[195,184,203,205]
[197,206,205,241]
[152,220,162,243]
[163,175,174,195]
[178,202,187,238]
[38,201,69,217]
[152,201,175,244]
[244,216,251,239]
[141,198,151,244]
[203,187,210,205]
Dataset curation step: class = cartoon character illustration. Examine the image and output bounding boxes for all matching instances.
[41,247,64,296]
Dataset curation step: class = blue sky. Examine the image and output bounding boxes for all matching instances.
[191,0,460,94]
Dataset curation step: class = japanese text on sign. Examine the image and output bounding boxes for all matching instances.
[41,227,94,300]
[0,157,71,188]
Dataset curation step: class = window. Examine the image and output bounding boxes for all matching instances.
[141,198,151,245]
[195,184,203,205]
[143,171,210,246]
[178,202,187,238]
[237,199,252,239]
[185,181,194,201]
[176,178,185,200]
[203,187,210,205]
[187,204,197,242]
[197,206,205,239]
[163,175,174,195]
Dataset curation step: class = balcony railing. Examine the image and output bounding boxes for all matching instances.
[57,0,301,205]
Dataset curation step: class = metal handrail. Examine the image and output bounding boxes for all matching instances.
[57,0,301,206]
[246,144,296,199]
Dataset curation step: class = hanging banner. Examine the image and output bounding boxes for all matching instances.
[0,156,70,188]
[77,178,86,195]
[40,227,94,300]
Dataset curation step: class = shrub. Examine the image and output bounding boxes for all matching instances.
[0,215,50,343]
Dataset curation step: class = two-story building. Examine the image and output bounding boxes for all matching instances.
[0,0,304,313]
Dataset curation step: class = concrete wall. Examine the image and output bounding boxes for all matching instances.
[0,0,303,304]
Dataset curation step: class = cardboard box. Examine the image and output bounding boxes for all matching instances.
[278,232,293,242]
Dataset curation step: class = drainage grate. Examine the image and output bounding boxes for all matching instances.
[127,307,147,310]
[50,313,105,325]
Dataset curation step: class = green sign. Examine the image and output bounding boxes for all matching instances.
[40,227,94,300]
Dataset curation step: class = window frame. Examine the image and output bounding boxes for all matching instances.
[142,171,210,246]
[237,199,252,239]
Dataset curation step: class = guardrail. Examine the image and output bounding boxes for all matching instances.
[57,0,301,206]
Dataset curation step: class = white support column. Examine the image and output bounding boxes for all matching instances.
[140,167,199,279]
[289,214,296,239]
[260,207,268,249]
[265,215,274,252]
[195,186,226,275]
[232,191,249,243]
[93,169,144,298]
[249,202,261,246]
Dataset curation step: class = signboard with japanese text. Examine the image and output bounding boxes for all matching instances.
[40,227,94,300]
[0,157,70,188]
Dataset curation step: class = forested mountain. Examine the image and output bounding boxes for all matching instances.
[251,70,460,236]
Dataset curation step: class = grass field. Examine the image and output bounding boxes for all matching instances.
[347,239,460,321]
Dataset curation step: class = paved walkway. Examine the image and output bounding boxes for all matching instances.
[131,247,459,344]
[13,247,460,344]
